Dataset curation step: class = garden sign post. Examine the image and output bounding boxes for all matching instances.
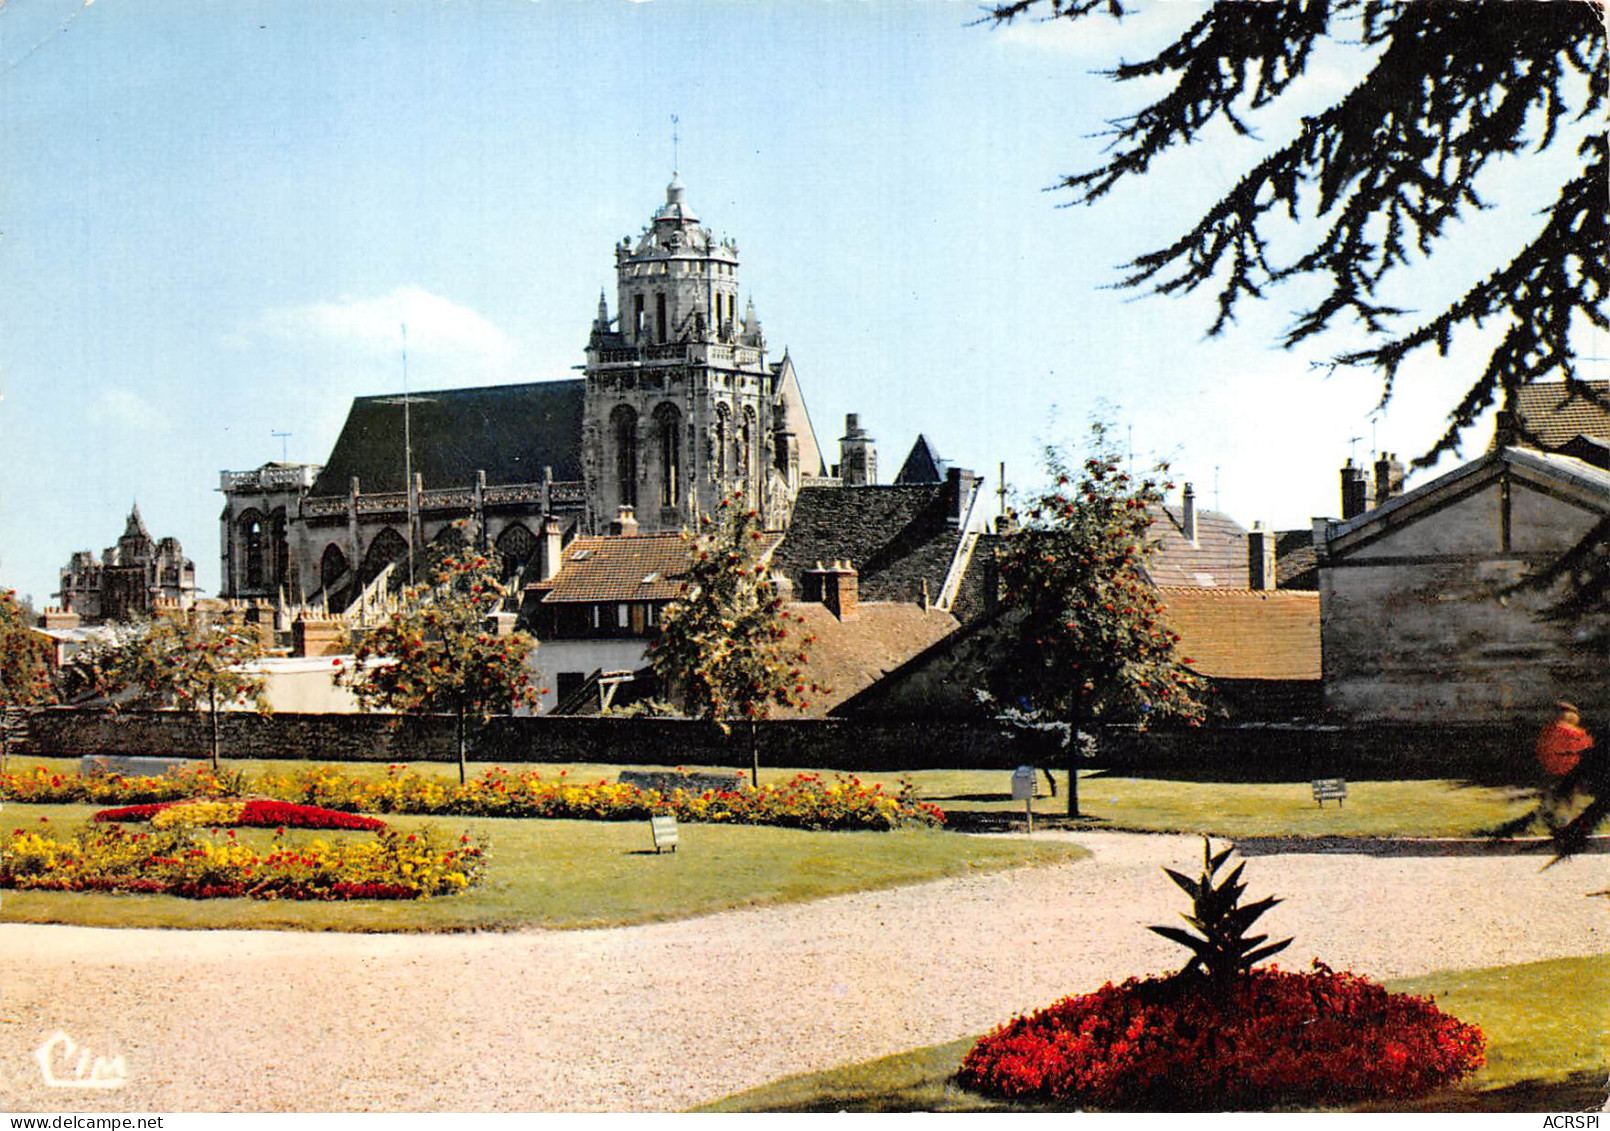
[1012,765,1037,833]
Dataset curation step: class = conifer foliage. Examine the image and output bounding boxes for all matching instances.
[649,493,820,786]
[987,0,1607,464]
[993,424,1208,816]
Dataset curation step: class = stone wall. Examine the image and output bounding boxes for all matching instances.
[22,709,1528,781]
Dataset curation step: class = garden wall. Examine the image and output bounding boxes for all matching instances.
[21,708,1530,781]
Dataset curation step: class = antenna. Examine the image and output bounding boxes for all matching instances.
[1347,435,1363,463]
[272,430,292,461]
[401,322,415,585]
[1213,465,1220,511]
[671,114,680,173]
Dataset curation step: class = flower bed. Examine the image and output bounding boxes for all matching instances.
[957,965,1485,1110]
[2,823,483,901]
[4,764,945,830]
[94,799,386,832]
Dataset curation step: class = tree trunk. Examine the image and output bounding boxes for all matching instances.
[456,702,468,785]
[749,719,760,789]
[1066,716,1082,819]
[209,686,220,772]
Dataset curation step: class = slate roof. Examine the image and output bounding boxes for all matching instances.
[771,602,961,718]
[773,484,967,608]
[1144,504,1250,588]
[1274,529,1319,590]
[1511,379,1610,449]
[1157,587,1321,681]
[528,533,693,604]
[310,380,584,497]
[894,435,946,484]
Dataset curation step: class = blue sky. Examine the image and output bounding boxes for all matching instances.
[0,0,1599,606]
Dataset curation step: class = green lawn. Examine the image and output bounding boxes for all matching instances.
[0,801,1086,932]
[697,954,1610,1113]
[5,756,1541,839]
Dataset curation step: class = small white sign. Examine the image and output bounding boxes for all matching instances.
[1011,766,1037,801]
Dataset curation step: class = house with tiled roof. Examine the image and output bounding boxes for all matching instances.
[1505,379,1610,462]
[1154,587,1322,718]
[1316,445,1610,725]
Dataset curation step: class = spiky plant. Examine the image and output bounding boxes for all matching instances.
[1149,837,1292,988]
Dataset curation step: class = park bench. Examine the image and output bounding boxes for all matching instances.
[618,769,742,796]
[1311,778,1348,807]
[649,814,679,854]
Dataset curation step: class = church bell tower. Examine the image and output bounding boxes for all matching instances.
[582,176,799,533]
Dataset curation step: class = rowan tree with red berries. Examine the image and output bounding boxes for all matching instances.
[339,542,538,784]
[0,589,54,765]
[82,609,270,771]
[649,493,820,787]
[993,422,1209,817]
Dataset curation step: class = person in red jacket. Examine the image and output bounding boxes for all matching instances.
[1537,701,1594,778]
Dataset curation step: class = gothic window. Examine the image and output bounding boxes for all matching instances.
[270,509,289,590]
[495,524,537,582]
[654,403,682,509]
[612,405,638,509]
[320,544,350,595]
[633,294,645,340]
[714,403,732,480]
[239,510,266,590]
[360,527,409,589]
[741,406,758,492]
[655,293,667,343]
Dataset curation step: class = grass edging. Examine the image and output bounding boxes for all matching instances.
[695,953,1610,1113]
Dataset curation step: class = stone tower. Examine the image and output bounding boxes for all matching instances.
[583,175,807,532]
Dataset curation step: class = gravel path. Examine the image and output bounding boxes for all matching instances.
[0,831,1603,1112]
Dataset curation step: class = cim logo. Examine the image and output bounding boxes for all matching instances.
[33,1031,128,1090]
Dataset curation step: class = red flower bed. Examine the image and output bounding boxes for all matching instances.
[93,800,385,831]
[957,964,1485,1110]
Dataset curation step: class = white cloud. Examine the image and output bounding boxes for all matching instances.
[992,1,1203,61]
[248,286,516,368]
[92,389,169,434]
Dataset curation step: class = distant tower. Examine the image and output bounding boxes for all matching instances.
[838,414,877,486]
[582,175,806,531]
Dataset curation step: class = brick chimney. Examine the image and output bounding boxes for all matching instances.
[945,466,978,527]
[293,615,344,658]
[37,607,81,631]
[1373,452,1405,506]
[536,516,564,582]
[1340,459,1371,520]
[803,560,859,620]
[1247,523,1276,591]
[609,505,639,537]
[1182,483,1198,546]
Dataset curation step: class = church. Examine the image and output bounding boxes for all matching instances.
[219,177,882,610]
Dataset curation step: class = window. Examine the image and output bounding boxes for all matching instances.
[617,603,629,628]
[655,293,667,343]
[654,403,681,508]
[241,513,266,589]
[714,403,731,479]
[633,294,645,340]
[612,405,638,508]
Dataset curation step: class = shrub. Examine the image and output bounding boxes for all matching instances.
[957,963,1485,1110]
[2,823,482,900]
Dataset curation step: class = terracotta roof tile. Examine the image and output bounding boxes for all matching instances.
[771,602,961,718]
[1157,587,1320,681]
[534,533,692,603]
[1511,380,1610,450]
[1144,505,1250,588]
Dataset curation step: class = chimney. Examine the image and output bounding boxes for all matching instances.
[1182,483,1198,546]
[1494,409,1519,450]
[944,466,979,527]
[537,516,564,582]
[293,615,345,657]
[1247,523,1276,591]
[803,560,858,620]
[1340,459,1370,520]
[609,504,639,537]
[838,413,877,487]
[1373,452,1405,506]
[37,607,81,631]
